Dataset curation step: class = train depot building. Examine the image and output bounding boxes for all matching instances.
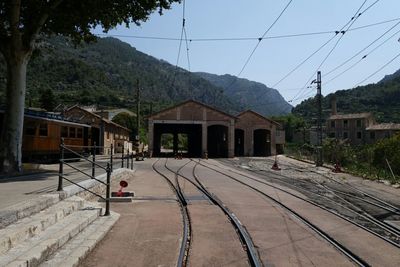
[148,100,284,158]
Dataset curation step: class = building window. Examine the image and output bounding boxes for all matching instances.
[77,128,83,138]
[343,132,348,139]
[25,123,36,136]
[357,120,362,128]
[61,126,68,137]
[357,132,362,139]
[370,132,375,139]
[107,131,110,140]
[344,120,348,128]
[329,132,335,138]
[330,121,335,128]
[39,124,48,136]
[69,127,76,138]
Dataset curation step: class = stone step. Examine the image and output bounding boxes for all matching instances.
[0,196,84,255]
[40,212,120,267]
[0,203,101,267]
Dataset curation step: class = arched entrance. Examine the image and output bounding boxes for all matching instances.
[207,125,228,157]
[235,129,244,156]
[253,129,271,156]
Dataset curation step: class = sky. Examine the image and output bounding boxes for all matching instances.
[93,0,400,106]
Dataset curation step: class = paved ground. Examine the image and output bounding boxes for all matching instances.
[2,156,400,266]
[0,156,125,210]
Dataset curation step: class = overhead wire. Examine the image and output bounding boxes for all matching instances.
[171,0,186,87]
[221,0,293,96]
[353,51,400,87]
[325,20,400,77]
[94,17,400,42]
[294,0,369,101]
[293,0,379,102]
[325,26,400,85]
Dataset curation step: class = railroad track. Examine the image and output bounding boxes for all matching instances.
[152,159,192,267]
[197,159,371,267]
[162,158,263,267]
[248,158,400,242]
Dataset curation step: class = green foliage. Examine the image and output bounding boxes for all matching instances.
[112,112,136,131]
[39,88,58,111]
[271,114,306,142]
[293,77,400,123]
[373,133,400,176]
[0,36,242,113]
[321,134,400,182]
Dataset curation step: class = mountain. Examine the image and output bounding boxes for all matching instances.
[195,72,292,116]
[0,36,243,114]
[293,70,400,123]
[380,68,400,83]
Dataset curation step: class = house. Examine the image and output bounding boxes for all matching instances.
[64,105,131,155]
[325,98,399,145]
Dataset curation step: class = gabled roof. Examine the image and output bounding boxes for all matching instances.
[366,123,400,131]
[147,99,237,120]
[65,105,131,132]
[237,110,281,127]
[328,112,373,120]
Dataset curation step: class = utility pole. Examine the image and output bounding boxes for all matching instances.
[136,79,140,158]
[315,71,323,167]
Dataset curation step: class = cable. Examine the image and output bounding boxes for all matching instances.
[353,51,400,87]
[325,20,400,77]
[94,17,400,42]
[325,26,400,85]
[221,0,294,94]
[235,0,294,79]
[171,0,186,87]
[294,0,377,102]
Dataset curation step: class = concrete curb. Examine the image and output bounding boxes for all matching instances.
[0,167,135,229]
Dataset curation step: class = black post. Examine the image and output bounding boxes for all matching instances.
[57,138,64,191]
[92,142,96,178]
[110,143,113,172]
[121,148,124,168]
[127,148,130,169]
[104,163,111,216]
[131,152,134,170]
[316,71,323,167]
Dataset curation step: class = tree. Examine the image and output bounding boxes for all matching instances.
[0,0,180,173]
[112,112,137,138]
[39,88,57,111]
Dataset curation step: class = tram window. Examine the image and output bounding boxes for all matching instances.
[25,123,37,136]
[39,124,48,136]
[61,126,68,137]
[69,127,76,138]
[77,128,83,138]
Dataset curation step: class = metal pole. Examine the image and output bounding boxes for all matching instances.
[316,71,323,167]
[127,148,130,169]
[104,163,111,216]
[57,138,64,191]
[110,143,113,172]
[136,79,140,158]
[92,141,96,178]
[131,152,134,169]
[121,147,124,168]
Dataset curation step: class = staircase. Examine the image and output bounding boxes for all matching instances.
[0,195,119,267]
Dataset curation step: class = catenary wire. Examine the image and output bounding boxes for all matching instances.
[353,51,400,87]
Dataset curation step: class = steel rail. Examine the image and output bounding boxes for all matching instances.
[152,158,191,267]
[164,159,263,267]
[273,158,400,212]
[215,159,400,249]
[198,160,370,267]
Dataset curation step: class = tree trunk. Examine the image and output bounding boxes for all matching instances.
[0,51,29,173]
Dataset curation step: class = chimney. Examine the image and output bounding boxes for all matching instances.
[331,95,337,115]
